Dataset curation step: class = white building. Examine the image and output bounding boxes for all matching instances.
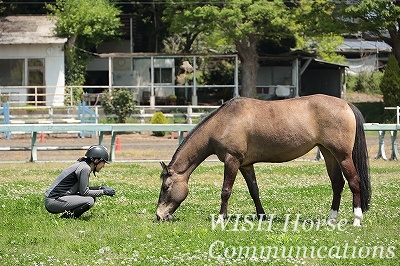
[0,16,67,106]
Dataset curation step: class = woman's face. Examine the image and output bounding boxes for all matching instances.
[94,160,106,172]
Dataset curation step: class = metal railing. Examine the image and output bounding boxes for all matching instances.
[0,84,237,107]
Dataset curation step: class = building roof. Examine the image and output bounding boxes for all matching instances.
[337,40,392,53]
[0,15,67,45]
[258,50,347,69]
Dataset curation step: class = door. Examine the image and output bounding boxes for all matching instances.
[28,59,45,106]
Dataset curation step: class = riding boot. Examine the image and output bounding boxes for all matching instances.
[72,202,91,218]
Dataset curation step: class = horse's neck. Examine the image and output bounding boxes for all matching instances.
[170,134,213,177]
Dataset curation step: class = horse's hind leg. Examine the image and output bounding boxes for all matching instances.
[322,148,363,226]
[240,164,266,218]
[320,148,345,223]
[339,157,363,226]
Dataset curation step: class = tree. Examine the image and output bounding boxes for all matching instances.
[46,0,122,87]
[163,0,217,53]
[1,0,52,15]
[163,0,294,97]
[163,0,344,98]
[344,0,400,63]
[380,54,400,107]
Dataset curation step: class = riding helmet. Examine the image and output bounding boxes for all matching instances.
[85,145,109,163]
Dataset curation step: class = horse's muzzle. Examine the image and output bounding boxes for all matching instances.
[156,212,174,221]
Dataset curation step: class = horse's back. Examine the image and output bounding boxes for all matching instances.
[220,94,353,131]
[209,95,356,163]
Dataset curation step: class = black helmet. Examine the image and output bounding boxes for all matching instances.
[85,145,109,163]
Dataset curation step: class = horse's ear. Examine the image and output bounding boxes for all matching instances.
[160,162,169,176]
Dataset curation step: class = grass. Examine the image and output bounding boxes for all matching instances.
[0,160,399,265]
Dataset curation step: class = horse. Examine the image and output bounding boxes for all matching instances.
[156,94,371,226]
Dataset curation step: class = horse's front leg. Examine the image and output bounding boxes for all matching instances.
[218,155,241,221]
[240,164,265,218]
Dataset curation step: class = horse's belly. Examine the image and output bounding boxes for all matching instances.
[245,142,315,163]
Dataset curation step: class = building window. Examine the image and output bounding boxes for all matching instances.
[0,59,25,85]
[152,68,173,84]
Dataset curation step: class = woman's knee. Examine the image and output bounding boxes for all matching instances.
[86,197,95,207]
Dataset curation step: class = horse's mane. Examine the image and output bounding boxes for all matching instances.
[168,97,242,166]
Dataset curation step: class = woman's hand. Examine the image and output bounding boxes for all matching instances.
[101,186,116,196]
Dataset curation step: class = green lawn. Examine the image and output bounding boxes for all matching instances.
[0,160,399,265]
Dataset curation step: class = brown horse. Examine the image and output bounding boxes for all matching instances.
[156,94,371,226]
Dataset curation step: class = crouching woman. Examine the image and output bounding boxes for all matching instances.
[44,145,115,219]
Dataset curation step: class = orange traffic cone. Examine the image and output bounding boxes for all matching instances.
[116,137,121,151]
[40,132,45,142]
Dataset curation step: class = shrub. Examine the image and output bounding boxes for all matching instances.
[151,111,168,136]
[102,88,136,123]
[64,87,83,106]
[380,54,400,107]
[346,71,383,94]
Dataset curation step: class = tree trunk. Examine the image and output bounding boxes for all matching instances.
[235,36,259,98]
[67,35,77,49]
[387,29,400,64]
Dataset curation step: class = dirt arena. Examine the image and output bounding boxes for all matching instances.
[0,131,181,162]
[0,130,390,163]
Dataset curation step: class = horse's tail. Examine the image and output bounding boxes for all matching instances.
[348,103,371,212]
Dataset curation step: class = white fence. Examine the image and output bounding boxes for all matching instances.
[0,84,237,107]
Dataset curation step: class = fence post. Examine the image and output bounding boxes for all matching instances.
[140,108,145,124]
[49,106,53,120]
[390,131,399,160]
[375,130,388,160]
[186,105,193,124]
[0,102,11,139]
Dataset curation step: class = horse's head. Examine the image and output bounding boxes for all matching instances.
[156,162,189,221]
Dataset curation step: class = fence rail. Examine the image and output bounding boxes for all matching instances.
[1,103,219,127]
[1,122,400,162]
[0,84,236,107]
[0,123,196,162]
[364,123,400,160]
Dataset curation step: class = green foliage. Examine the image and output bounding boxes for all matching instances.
[353,102,385,123]
[46,0,122,48]
[64,47,87,86]
[63,47,85,105]
[343,1,400,63]
[0,0,4,14]
[47,0,122,101]
[200,60,236,102]
[347,72,383,94]
[102,88,136,123]
[0,94,8,103]
[302,34,346,64]
[150,111,168,136]
[64,87,83,106]
[344,1,400,35]
[162,0,350,98]
[380,54,400,107]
